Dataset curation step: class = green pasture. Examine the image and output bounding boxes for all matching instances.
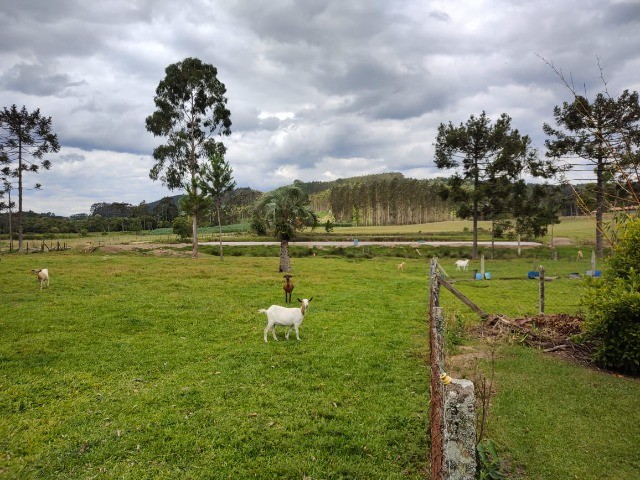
[1,248,638,479]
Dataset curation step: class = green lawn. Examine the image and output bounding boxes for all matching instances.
[1,249,638,479]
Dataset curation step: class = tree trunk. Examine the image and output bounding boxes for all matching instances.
[472,163,479,260]
[279,240,291,272]
[595,152,604,258]
[472,197,479,260]
[18,139,24,252]
[192,215,199,258]
[216,200,223,261]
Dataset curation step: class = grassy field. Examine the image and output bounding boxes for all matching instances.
[1,239,638,478]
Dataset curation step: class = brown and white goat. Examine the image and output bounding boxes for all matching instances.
[32,268,49,289]
[283,274,294,303]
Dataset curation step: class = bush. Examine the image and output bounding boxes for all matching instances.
[172,216,192,241]
[582,218,640,375]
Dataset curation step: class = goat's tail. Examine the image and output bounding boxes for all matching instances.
[258,308,268,314]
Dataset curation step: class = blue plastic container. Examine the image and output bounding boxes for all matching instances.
[475,273,483,280]
[528,271,540,279]
[484,272,492,280]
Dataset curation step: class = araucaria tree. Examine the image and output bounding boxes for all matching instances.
[251,185,318,272]
[145,57,232,258]
[435,112,551,259]
[200,146,235,260]
[0,105,60,252]
[544,90,640,258]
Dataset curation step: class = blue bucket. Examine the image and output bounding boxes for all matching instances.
[484,272,492,280]
[528,271,539,279]
[475,273,483,280]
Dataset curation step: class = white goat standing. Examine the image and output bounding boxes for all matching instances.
[32,268,49,289]
[259,297,313,342]
[455,259,469,271]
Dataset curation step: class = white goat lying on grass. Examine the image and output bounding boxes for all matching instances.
[32,269,49,289]
[259,297,313,342]
[455,259,469,271]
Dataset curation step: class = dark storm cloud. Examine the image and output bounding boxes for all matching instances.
[0,63,86,96]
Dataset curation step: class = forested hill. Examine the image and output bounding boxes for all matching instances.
[292,172,405,195]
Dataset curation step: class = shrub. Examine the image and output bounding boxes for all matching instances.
[172,215,192,241]
[582,218,640,375]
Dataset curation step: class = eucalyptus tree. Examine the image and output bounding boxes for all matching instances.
[435,111,552,259]
[544,90,640,257]
[200,147,236,260]
[0,105,59,252]
[251,185,318,272]
[146,57,232,258]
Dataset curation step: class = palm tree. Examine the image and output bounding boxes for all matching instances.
[252,185,318,272]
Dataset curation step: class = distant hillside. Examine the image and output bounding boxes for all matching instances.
[292,172,405,195]
[145,187,262,212]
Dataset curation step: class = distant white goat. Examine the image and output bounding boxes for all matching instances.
[32,268,49,289]
[455,259,469,271]
[397,261,406,271]
[259,297,313,342]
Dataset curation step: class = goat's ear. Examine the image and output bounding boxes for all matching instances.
[297,298,302,303]
[308,297,313,302]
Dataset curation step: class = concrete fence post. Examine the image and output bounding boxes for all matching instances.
[443,378,477,479]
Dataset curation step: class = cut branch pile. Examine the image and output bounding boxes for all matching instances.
[482,313,594,362]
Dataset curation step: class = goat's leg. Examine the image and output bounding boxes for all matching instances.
[294,324,300,341]
[285,326,292,340]
[271,325,278,341]
[264,323,271,342]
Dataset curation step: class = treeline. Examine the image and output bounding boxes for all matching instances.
[0,188,262,235]
[314,176,451,225]
[293,172,404,196]
[0,176,620,236]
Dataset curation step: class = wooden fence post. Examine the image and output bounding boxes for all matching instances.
[429,257,445,480]
[539,265,545,314]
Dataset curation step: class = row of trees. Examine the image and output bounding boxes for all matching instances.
[320,177,450,226]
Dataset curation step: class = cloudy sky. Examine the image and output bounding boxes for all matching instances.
[1,0,639,217]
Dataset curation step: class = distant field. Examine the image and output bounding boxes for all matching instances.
[328,219,490,235]
[2,216,604,253]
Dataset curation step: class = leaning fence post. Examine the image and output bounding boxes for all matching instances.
[429,257,445,480]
